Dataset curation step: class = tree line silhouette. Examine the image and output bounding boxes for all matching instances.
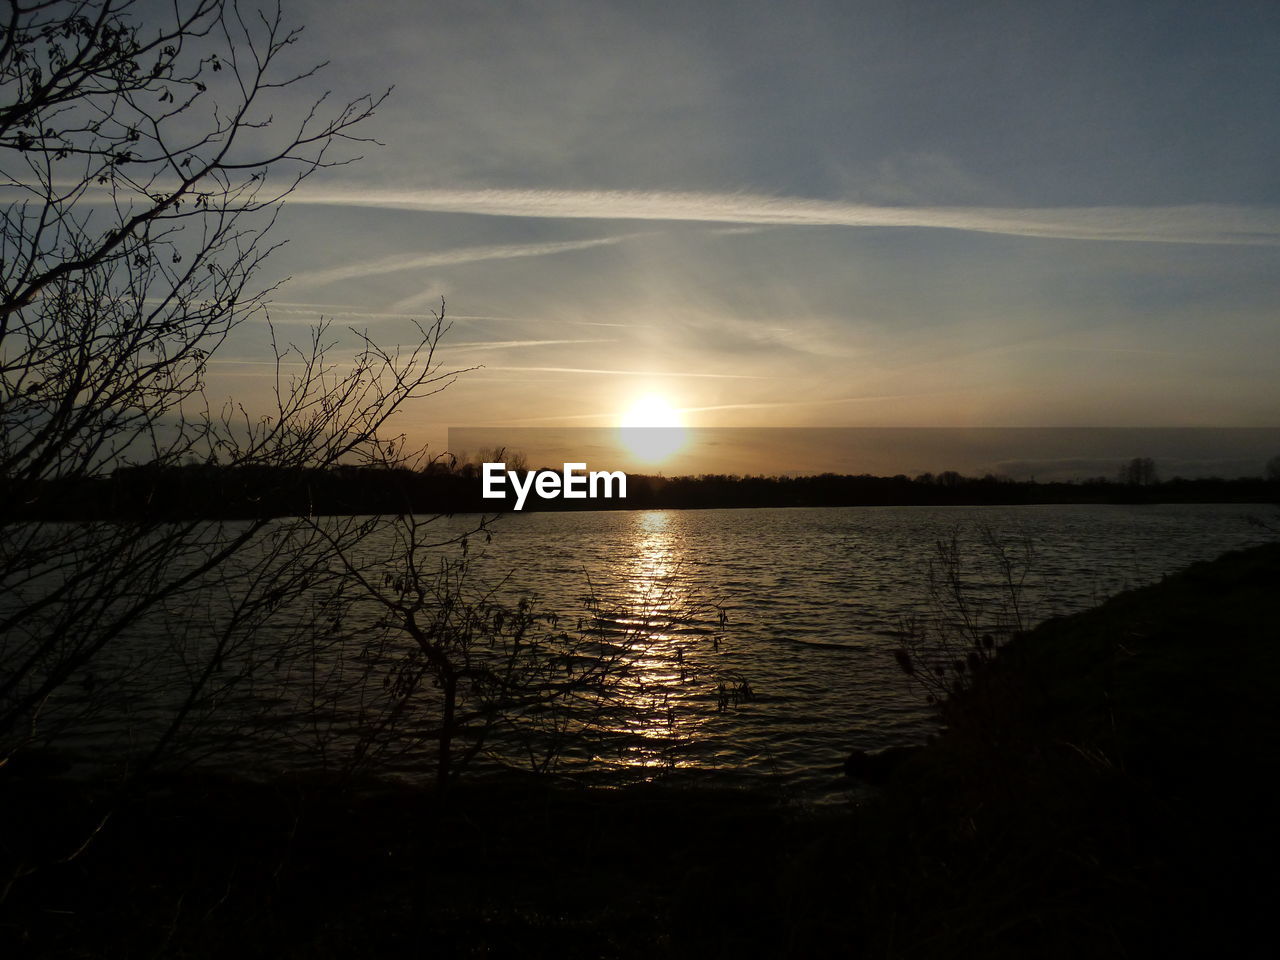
[11,459,1278,520]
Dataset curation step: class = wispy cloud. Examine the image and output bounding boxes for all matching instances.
[287,233,643,290]
[257,305,646,329]
[443,338,616,351]
[678,394,924,413]
[464,392,940,425]
[446,314,653,329]
[293,186,1280,246]
[484,365,770,379]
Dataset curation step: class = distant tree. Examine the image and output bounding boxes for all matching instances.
[476,446,528,473]
[1266,454,1280,482]
[1118,457,1159,486]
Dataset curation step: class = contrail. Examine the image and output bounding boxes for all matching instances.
[289,186,1280,246]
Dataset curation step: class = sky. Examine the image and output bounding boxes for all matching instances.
[205,0,1280,474]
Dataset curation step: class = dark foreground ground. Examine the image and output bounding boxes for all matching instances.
[4,541,1279,957]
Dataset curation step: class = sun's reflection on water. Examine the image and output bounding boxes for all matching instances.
[592,510,729,777]
[627,509,678,588]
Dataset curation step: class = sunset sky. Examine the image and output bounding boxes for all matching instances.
[209,0,1280,473]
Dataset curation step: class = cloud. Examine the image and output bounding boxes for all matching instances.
[279,233,644,290]
[290,186,1280,246]
[442,338,616,352]
[483,365,770,379]
[256,305,648,329]
[461,393,923,425]
[678,394,924,413]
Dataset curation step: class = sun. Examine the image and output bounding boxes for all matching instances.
[621,394,682,429]
[618,393,688,464]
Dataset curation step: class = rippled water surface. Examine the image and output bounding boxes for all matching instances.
[29,503,1274,801]
[410,503,1270,798]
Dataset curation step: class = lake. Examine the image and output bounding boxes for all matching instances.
[446,502,1271,799]
[24,502,1274,802]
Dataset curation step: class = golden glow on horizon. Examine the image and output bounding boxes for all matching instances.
[618,393,689,463]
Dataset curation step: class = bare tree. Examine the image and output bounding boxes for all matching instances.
[0,1,462,779]
[299,513,734,789]
[1266,454,1280,482]
[895,526,1037,736]
[1117,456,1158,486]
